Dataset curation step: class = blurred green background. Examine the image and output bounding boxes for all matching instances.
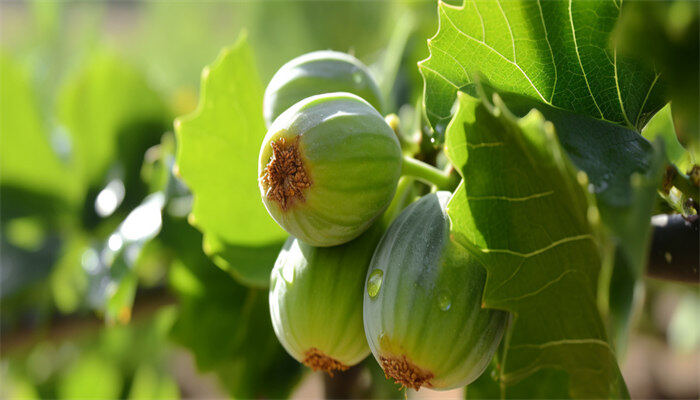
[0,1,697,399]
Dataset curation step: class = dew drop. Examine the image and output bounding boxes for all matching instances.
[438,290,451,311]
[367,269,383,298]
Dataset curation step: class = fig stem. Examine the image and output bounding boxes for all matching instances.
[669,165,699,201]
[401,155,459,191]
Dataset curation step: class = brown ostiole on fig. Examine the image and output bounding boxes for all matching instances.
[380,354,434,391]
[302,347,349,376]
[260,136,311,211]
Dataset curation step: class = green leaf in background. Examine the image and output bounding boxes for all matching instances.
[57,352,123,399]
[166,218,302,398]
[0,53,82,220]
[128,364,180,400]
[458,82,665,356]
[482,88,666,280]
[445,91,627,398]
[643,103,693,172]
[419,0,665,142]
[49,235,89,313]
[668,292,700,353]
[58,51,170,188]
[175,34,286,287]
[466,356,571,399]
[614,0,699,159]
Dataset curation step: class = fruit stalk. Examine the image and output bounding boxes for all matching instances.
[401,155,459,191]
[669,165,700,201]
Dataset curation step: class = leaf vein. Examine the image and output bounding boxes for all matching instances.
[510,338,611,351]
[613,47,635,128]
[440,6,548,104]
[537,0,557,102]
[568,0,605,119]
[431,44,471,82]
[480,234,594,258]
[635,72,661,128]
[421,63,459,89]
[466,141,505,148]
[467,191,554,202]
[497,269,576,303]
[496,0,517,61]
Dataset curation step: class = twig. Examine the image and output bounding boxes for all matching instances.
[1,287,175,355]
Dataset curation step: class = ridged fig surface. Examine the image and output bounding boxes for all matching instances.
[258,92,402,247]
[363,191,509,390]
[269,225,383,374]
[263,50,382,126]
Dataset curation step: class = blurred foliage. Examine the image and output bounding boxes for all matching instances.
[615,0,700,160]
[1,307,179,399]
[1,1,697,398]
[57,52,170,188]
[667,291,700,353]
[0,54,81,224]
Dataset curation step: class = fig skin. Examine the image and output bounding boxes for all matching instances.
[269,224,384,374]
[263,50,382,126]
[363,191,509,390]
[258,92,402,247]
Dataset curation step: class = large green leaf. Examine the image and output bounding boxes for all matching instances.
[475,87,666,282]
[420,0,665,142]
[175,35,285,287]
[489,87,665,355]
[445,91,627,398]
[417,1,668,312]
[453,81,665,360]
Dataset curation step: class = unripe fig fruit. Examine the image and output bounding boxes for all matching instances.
[269,225,383,374]
[263,50,382,126]
[363,192,508,391]
[258,92,402,247]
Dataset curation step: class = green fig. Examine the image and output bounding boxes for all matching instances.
[258,92,402,247]
[269,225,383,374]
[363,191,509,390]
[263,50,382,126]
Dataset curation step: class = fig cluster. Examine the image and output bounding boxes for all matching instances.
[259,51,508,391]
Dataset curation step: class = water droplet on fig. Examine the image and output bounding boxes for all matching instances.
[438,290,451,311]
[367,269,383,298]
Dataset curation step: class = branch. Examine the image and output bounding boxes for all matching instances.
[1,287,175,355]
[646,214,699,283]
